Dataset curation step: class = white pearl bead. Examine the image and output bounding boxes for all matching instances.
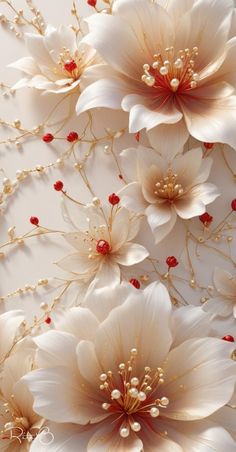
[161,397,169,406]
[160,66,168,75]
[111,389,121,400]
[131,377,139,386]
[120,427,130,438]
[131,422,141,432]
[150,407,160,418]
[99,373,107,382]
[170,78,180,89]
[129,388,139,398]
[138,391,147,401]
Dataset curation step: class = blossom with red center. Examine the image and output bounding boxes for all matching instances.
[199,212,213,226]
[64,60,77,73]
[204,142,215,150]
[77,0,236,154]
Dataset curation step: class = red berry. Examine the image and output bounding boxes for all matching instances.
[64,60,77,73]
[30,216,39,226]
[108,193,120,206]
[54,180,64,191]
[129,278,141,289]
[231,199,236,211]
[87,0,97,6]
[222,335,234,342]
[42,133,54,143]
[67,131,79,142]
[96,240,110,255]
[203,142,215,150]
[118,174,123,180]
[45,316,52,325]
[166,256,179,268]
[135,132,140,142]
[199,212,213,226]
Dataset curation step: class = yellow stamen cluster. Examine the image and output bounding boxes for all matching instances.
[99,348,169,438]
[154,169,184,201]
[142,46,199,92]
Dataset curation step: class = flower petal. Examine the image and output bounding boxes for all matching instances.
[147,120,188,159]
[129,101,183,133]
[162,337,236,420]
[119,182,148,213]
[115,242,149,266]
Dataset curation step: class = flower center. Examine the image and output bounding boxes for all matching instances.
[142,46,199,93]
[154,169,184,201]
[99,348,169,438]
[56,47,82,81]
[96,239,111,255]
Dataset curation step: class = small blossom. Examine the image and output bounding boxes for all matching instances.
[108,193,120,205]
[54,181,64,191]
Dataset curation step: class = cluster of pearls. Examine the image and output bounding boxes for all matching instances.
[99,348,169,438]
[142,46,199,92]
[154,169,184,201]
[0,0,45,38]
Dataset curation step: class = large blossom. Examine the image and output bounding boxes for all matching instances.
[9,25,96,95]
[204,267,236,318]
[76,0,236,151]
[25,283,236,451]
[0,339,44,451]
[118,146,219,243]
[57,200,149,292]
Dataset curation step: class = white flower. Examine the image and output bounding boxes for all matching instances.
[0,310,24,367]
[57,200,149,292]
[25,283,236,451]
[204,267,236,318]
[9,25,96,95]
[76,0,236,152]
[118,146,219,243]
[0,339,44,451]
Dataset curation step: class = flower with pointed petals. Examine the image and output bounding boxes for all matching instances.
[0,339,44,451]
[9,25,97,95]
[24,283,236,451]
[204,267,236,318]
[57,200,149,293]
[118,146,219,243]
[76,0,236,152]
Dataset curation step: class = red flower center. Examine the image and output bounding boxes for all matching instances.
[96,240,111,255]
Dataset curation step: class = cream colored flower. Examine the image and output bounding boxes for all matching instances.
[24,283,236,451]
[9,25,96,95]
[119,146,219,243]
[0,339,44,451]
[204,267,236,318]
[76,0,236,152]
[57,200,149,292]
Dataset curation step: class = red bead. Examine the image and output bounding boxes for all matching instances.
[222,335,235,342]
[96,240,110,255]
[135,132,140,142]
[231,199,236,211]
[118,174,123,180]
[45,316,52,325]
[64,60,77,73]
[108,193,120,206]
[166,256,179,268]
[42,133,54,143]
[54,180,64,191]
[67,131,79,142]
[199,212,213,226]
[30,216,39,226]
[129,278,141,289]
[87,0,97,6]
[203,142,215,150]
